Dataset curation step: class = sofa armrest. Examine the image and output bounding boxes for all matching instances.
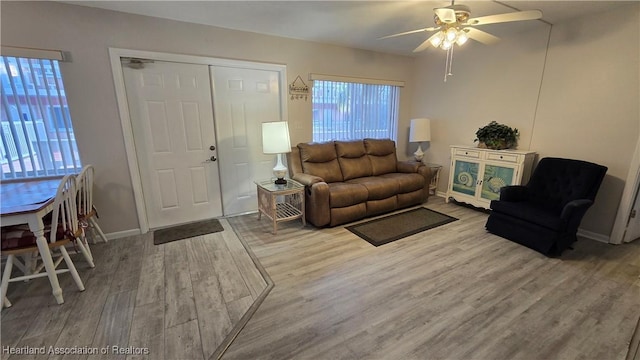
[499,185,529,202]
[292,173,325,187]
[396,160,421,173]
[305,181,331,227]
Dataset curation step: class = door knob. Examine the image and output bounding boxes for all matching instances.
[210,145,216,151]
[210,156,217,162]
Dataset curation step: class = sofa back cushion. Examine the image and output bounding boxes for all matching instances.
[364,138,397,175]
[298,142,343,183]
[335,141,372,181]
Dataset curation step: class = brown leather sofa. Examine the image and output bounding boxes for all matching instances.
[287,138,433,227]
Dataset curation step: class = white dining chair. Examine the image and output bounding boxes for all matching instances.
[76,165,108,244]
[0,175,93,308]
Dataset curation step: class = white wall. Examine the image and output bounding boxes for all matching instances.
[411,3,640,238]
[1,1,416,234]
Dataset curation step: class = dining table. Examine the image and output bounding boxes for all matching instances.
[1,177,67,305]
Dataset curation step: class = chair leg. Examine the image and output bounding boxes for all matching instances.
[4,297,11,308]
[89,217,108,243]
[59,246,85,292]
[74,236,95,268]
[1,255,14,309]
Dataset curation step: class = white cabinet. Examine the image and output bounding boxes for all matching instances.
[446,146,536,209]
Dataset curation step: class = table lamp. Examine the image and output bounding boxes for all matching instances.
[262,121,291,185]
[409,118,431,162]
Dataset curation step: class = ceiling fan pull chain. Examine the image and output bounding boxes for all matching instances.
[444,46,454,82]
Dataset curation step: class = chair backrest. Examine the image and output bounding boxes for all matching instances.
[76,164,95,217]
[527,157,608,212]
[50,174,79,244]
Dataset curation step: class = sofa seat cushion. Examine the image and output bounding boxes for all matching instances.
[379,173,425,193]
[346,177,399,200]
[328,182,368,208]
[490,201,566,231]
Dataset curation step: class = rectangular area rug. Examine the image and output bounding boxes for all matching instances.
[346,207,458,246]
[153,218,224,245]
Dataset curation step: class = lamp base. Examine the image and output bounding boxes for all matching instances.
[413,143,425,162]
[274,178,287,185]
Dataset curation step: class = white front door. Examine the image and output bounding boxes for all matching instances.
[211,66,284,215]
[122,60,223,229]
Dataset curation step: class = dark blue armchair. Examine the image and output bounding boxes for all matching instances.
[485,157,607,256]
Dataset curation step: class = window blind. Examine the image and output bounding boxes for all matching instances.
[311,79,400,142]
[0,55,81,179]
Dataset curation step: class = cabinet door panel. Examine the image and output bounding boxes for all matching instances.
[481,163,516,201]
[452,160,479,196]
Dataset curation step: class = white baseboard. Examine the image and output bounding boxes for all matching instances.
[106,228,142,240]
[577,228,610,243]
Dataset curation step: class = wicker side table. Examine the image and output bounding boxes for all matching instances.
[255,179,305,234]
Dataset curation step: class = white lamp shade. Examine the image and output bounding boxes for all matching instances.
[262,121,291,154]
[409,118,431,142]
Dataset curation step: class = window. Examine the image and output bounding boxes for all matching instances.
[0,55,81,179]
[311,75,402,143]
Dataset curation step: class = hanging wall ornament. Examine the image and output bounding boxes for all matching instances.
[289,75,309,101]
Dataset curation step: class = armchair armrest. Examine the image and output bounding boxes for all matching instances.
[499,185,529,202]
[292,173,325,187]
[560,199,593,221]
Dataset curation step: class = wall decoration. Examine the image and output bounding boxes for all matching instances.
[289,75,309,101]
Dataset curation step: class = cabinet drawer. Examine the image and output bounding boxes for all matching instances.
[487,153,518,163]
[454,148,480,158]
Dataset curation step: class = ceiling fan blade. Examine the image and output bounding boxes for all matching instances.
[434,8,457,23]
[412,32,442,53]
[465,28,500,45]
[466,10,543,26]
[378,27,440,40]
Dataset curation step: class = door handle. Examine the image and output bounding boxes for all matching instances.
[210,145,216,151]
[203,156,217,163]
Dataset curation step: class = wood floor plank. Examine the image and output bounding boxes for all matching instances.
[164,319,204,360]
[135,251,165,307]
[220,220,267,300]
[163,240,197,329]
[191,276,233,359]
[91,289,137,360]
[127,301,164,360]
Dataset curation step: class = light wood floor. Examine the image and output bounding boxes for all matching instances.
[3,198,639,360]
[224,197,640,360]
[1,219,270,360]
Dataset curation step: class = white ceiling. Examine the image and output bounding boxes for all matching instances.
[62,1,629,56]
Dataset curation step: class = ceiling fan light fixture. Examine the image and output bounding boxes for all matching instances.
[456,30,468,45]
[446,27,458,42]
[430,34,444,47]
[441,40,453,50]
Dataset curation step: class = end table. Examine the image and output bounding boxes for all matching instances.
[425,163,442,196]
[255,179,305,234]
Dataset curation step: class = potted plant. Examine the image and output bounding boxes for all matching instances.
[474,121,520,150]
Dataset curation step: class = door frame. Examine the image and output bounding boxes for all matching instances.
[108,48,288,233]
[610,134,640,244]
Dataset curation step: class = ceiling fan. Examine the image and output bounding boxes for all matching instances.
[379,1,542,80]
